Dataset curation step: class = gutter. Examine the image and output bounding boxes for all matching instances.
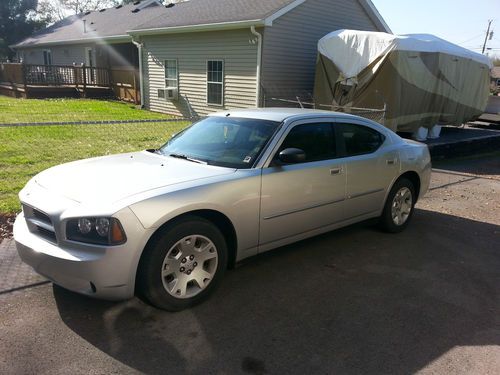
[128,19,265,36]
[131,37,145,108]
[11,35,132,50]
[250,26,263,107]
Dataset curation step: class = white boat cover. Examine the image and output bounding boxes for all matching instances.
[314,30,492,131]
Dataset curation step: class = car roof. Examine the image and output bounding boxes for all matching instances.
[208,108,366,123]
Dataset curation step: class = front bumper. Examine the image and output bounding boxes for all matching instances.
[14,209,150,301]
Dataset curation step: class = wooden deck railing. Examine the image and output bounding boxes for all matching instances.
[23,64,110,87]
[0,63,139,103]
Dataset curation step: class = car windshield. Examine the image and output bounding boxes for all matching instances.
[159,116,280,168]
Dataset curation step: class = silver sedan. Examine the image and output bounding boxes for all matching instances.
[14,108,431,310]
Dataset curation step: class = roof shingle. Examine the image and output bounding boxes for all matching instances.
[13,0,296,48]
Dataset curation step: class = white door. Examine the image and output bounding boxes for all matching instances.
[85,47,95,83]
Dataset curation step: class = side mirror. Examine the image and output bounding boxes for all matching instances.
[278,148,306,164]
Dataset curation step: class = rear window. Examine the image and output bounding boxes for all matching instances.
[337,123,385,157]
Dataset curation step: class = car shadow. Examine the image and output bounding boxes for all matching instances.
[53,209,500,374]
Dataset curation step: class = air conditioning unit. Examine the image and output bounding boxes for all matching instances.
[165,87,178,101]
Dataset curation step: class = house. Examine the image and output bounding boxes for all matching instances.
[492,67,500,94]
[12,0,390,117]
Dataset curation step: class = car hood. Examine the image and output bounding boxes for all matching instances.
[34,151,236,204]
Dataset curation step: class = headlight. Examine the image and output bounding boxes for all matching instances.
[66,217,126,245]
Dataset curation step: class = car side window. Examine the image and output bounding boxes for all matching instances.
[279,123,336,163]
[337,123,385,157]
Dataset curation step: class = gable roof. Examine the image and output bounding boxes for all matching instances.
[13,0,390,48]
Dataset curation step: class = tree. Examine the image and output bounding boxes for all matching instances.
[36,0,132,23]
[58,0,120,14]
[0,0,46,60]
[492,57,500,67]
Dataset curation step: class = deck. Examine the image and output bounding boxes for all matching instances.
[0,63,139,103]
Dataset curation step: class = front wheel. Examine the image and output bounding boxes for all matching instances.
[379,178,416,233]
[137,216,228,311]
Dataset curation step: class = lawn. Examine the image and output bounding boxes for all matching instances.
[0,96,169,123]
[0,96,189,213]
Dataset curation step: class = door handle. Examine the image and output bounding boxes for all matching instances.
[386,158,397,165]
[330,167,343,175]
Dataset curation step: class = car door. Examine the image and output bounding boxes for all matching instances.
[259,120,346,247]
[334,121,398,219]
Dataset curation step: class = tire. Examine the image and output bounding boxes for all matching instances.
[136,216,228,311]
[379,178,416,233]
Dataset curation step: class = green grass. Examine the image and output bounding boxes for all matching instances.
[0,121,189,213]
[0,96,169,123]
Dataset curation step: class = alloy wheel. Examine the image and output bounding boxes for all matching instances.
[161,235,218,299]
[391,187,413,226]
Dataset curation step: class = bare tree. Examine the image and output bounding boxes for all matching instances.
[58,0,120,14]
[36,0,122,23]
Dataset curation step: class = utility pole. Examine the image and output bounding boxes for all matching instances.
[482,19,493,54]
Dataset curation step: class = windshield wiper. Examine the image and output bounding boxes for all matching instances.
[168,153,208,164]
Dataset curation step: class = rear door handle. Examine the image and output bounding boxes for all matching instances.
[386,158,397,165]
[330,167,343,175]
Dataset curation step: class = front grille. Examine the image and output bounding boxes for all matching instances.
[23,204,58,244]
[35,226,57,243]
[32,208,52,225]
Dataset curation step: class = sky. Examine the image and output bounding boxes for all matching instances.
[371,0,500,58]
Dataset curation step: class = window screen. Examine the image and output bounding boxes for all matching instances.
[164,59,178,89]
[207,60,223,105]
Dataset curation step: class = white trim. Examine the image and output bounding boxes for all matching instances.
[164,58,178,89]
[84,47,95,67]
[13,35,131,49]
[250,26,262,107]
[264,0,306,26]
[358,0,392,33]
[129,20,265,36]
[42,49,52,65]
[131,37,144,107]
[206,59,224,107]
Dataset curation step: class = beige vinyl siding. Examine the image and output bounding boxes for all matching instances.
[22,45,91,66]
[261,0,380,105]
[22,49,45,65]
[142,29,258,117]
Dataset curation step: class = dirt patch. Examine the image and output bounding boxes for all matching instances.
[0,214,15,242]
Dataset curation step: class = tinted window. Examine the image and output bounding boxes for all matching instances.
[337,123,385,156]
[279,123,336,163]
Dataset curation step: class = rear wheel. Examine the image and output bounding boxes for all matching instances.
[137,216,227,311]
[379,178,415,233]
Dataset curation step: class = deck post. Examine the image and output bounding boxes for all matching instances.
[73,64,78,89]
[82,64,87,98]
[21,63,28,98]
[133,70,138,105]
[107,66,113,99]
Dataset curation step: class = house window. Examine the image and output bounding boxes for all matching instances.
[207,60,224,105]
[43,49,52,66]
[164,59,178,89]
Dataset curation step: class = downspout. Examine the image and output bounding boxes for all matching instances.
[131,37,145,108]
[250,26,262,107]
